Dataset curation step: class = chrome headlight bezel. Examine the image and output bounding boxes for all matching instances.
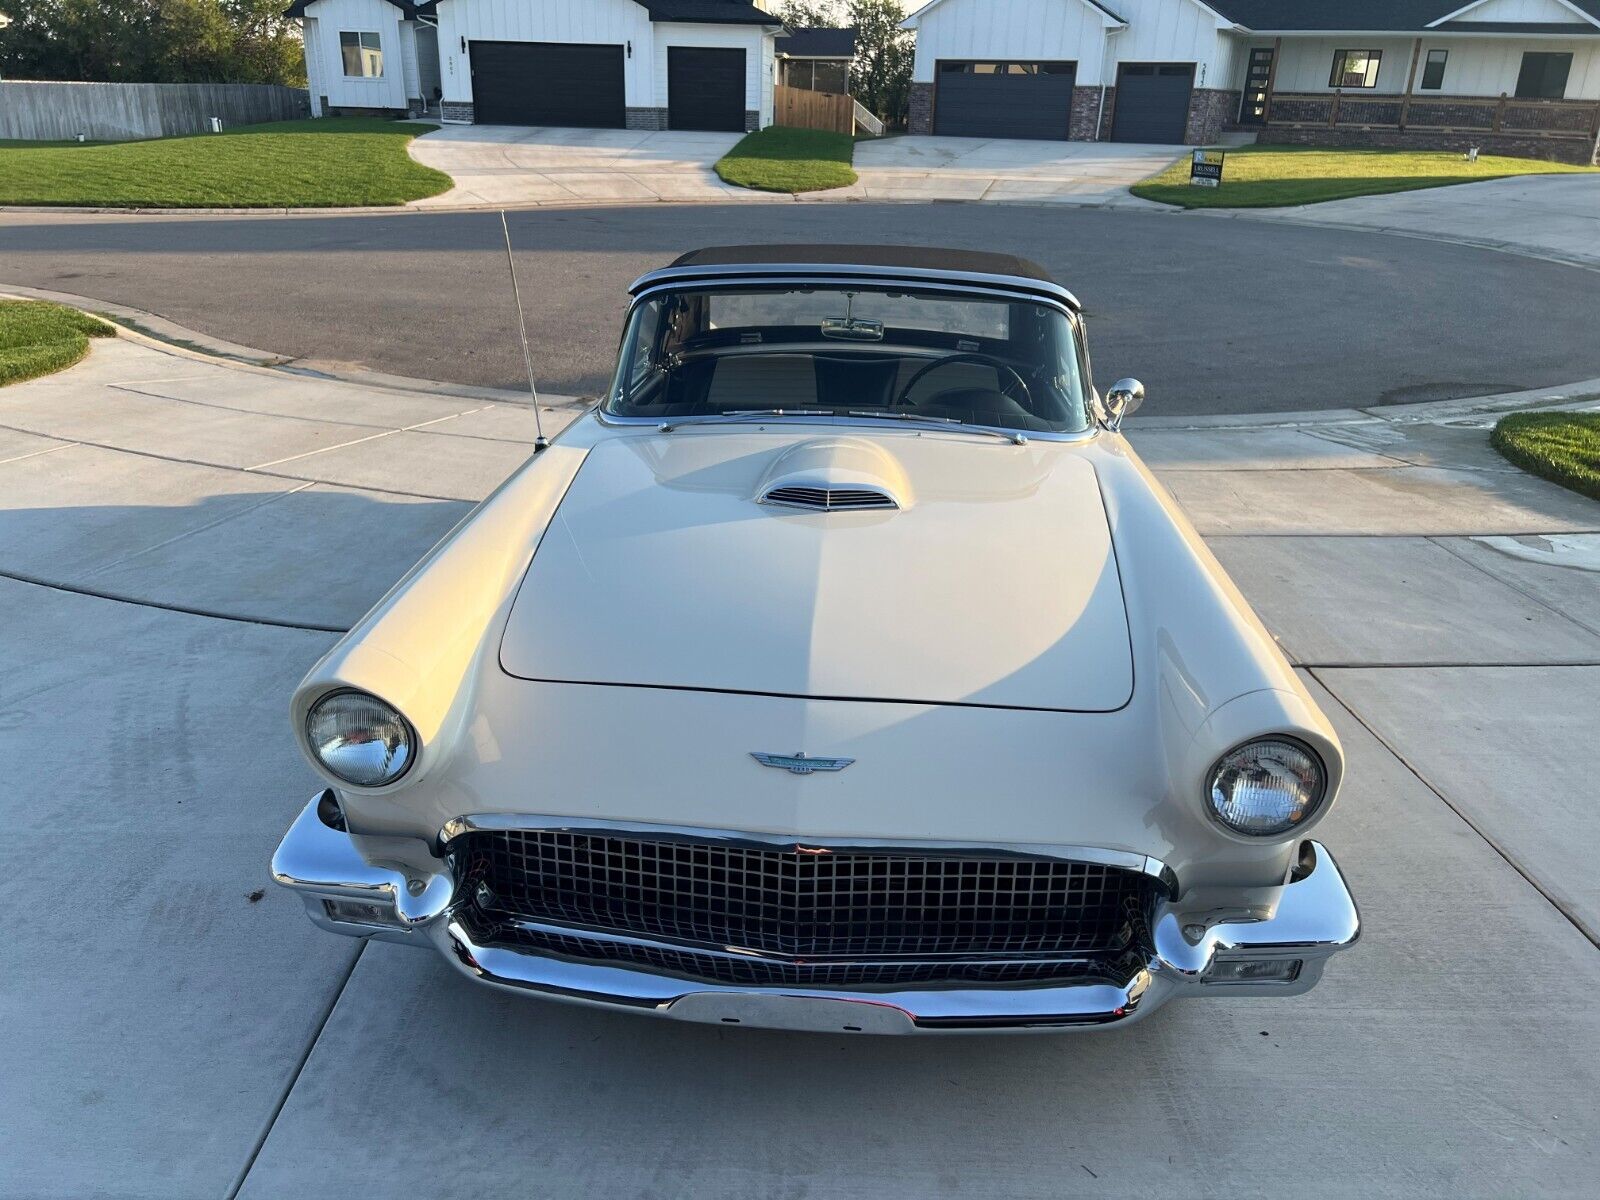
[304,688,417,789]
[1204,735,1328,839]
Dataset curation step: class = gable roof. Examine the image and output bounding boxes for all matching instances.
[1204,0,1600,30]
[779,27,857,58]
[293,0,778,24]
[903,0,1126,31]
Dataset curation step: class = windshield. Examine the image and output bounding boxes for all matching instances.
[604,285,1091,434]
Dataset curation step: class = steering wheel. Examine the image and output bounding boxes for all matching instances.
[893,352,1032,412]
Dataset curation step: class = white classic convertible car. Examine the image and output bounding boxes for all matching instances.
[273,246,1359,1033]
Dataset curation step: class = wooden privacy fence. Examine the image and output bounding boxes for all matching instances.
[775,84,856,135]
[0,81,310,141]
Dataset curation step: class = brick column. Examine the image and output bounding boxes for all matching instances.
[908,82,934,135]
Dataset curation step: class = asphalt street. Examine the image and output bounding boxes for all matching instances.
[5,203,1600,414]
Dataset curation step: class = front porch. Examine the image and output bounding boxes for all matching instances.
[1237,36,1600,165]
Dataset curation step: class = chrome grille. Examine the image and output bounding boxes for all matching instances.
[456,830,1158,986]
[458,913,1150,990]
[761,485,897,511]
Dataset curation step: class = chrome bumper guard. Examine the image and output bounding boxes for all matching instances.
[272,792,1360,1034]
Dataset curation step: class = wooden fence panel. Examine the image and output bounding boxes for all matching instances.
[774,85,855,135]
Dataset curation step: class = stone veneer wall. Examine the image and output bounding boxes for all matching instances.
[1186,89,1240,145]
[1260,125,1599,165]
[440,101,474,123]
[1096,87,1117,141]
[908,81,934,135]
[1068,85,1108,140]
[626,108,668,131]
[745,109,760,133]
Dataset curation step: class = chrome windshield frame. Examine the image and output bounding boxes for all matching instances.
[601,272,1101,444]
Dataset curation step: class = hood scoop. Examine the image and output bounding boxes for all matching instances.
[755,437,910,513]
[762,485,897,512]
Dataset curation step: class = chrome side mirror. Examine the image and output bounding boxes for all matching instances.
[1099,378,1145,431]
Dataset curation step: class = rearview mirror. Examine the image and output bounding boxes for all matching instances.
[1099,378,1145,431]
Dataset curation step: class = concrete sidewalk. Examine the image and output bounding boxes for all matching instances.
[1226,172,1600,267]
[3,333,1598,1198]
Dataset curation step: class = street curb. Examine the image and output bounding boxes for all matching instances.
[0,283,585,410]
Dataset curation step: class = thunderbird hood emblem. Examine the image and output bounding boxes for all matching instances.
[751,752,854,775]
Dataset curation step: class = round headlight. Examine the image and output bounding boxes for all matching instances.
[1206,737,1325,837]
[305,690,415,787]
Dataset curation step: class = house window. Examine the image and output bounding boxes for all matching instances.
[1328,49,1382,89]
[1516,51,1571,99]
[340,31,383,78]
[939,62,1073,76]
[1420,49,1447,91]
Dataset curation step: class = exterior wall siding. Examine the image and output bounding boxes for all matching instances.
[433,0,655,107]
[911,0,1110,84]
[1262,36,1600,100]
[302,0,410,112]
[1111,0,1230,87]
[1453,0,1589,21]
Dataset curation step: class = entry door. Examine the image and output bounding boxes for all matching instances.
[1238,47,1274,126]
[668,47,747,132]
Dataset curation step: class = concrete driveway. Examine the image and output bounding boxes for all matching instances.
[5,325,1600,1197]
[408,125,757,207]
[1230,171,1600,268]
[836,135,1181,203]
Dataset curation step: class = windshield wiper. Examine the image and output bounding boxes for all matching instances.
[846,410,1028,445]
[657,409,833,432]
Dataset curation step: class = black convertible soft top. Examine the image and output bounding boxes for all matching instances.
[639,244,1079,310]
[672,244,1057,283]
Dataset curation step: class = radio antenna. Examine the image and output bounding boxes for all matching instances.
[499,209,548,451]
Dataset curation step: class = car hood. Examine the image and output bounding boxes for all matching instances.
[499,429,1132,712]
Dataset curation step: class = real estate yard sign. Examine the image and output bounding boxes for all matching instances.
[1189,150,1225,188]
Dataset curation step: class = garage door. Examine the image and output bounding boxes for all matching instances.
[1111,62,1194,144]
[933,61,1076,140]
[470,41,625,128]
[668,47,746,132]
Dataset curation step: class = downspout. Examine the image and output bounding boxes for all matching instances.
[1096,27,1123,141]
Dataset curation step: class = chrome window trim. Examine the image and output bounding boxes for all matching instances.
[627,263,1083,311]
[594,409,1101,444]
[601,273,1100,443]
[437,813,1180,897]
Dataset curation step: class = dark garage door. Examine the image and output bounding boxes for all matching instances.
[668,47,746,132]
[1111,62,1194,144]
[470,41,625,128]
[933,61,1076,140]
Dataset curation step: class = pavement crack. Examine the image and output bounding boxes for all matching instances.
[224,941,367,1200]
[1310,667,1600,951]
[0,568,348,633]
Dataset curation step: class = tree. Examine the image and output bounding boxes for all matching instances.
[845,0,913,127]
[778,0,914,127]
[0,0,304,85]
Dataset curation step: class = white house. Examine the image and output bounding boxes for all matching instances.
[901,0,1600,162]
[288,0,783,131]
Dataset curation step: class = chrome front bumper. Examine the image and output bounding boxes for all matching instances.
[272,792,1360,1034]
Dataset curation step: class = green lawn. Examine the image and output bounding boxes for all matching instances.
[1492,411,1600,502]
[715,126,857,193]
[0,300,115,387]
[1132,145,1596,209]
[0,118,452,208]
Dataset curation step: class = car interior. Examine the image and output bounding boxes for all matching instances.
[609,286,1091,433]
